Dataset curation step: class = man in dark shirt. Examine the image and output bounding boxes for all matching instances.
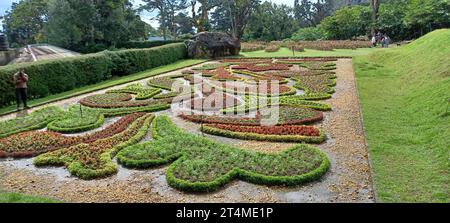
[13,69,30,111]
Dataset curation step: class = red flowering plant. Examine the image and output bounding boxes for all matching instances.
[0,113,143,159]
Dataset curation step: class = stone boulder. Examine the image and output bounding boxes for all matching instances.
[186,32,240,58]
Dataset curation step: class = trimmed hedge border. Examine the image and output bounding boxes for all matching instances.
[0,43,187,108]
[201,124,327,144]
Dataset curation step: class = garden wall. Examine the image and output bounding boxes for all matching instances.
[0,43,187,107]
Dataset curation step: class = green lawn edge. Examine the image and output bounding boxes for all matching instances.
[0,191,59,203]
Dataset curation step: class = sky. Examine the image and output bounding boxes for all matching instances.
[0,0,295,30]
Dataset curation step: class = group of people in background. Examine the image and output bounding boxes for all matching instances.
[371,31,391,48]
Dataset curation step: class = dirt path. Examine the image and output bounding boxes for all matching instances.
[0,59,375,203]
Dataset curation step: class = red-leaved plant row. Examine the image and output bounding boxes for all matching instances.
[0,113,144,158]
[214,81,294,95]
[267,70,335,78]
[179,109,323,126]
[204,124,321,137]
[232,63,292,72]
[276,58,338,63]
[220,59,273,64]
[202,67,241,81]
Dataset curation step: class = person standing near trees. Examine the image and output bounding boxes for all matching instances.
[13,69,30,111]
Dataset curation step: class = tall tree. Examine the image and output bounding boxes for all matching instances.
[174,12,194,35]
[141,0,187,39]
[241,1,297,41]
[190,0,219,32]
[370,0,381,34]
[1,0,48,46]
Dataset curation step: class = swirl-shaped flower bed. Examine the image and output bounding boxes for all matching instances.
[107,84,162,100]
[0,106,65,139]
[294,73,337,95]
[116,115,329,192]
[33,113,153,179]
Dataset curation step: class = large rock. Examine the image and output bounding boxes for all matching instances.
[186,32,240,58]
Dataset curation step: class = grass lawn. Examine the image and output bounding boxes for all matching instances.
[0,59,206,115]
[241,47,385,58]
[354,29,450,202]
[0,191,59,203]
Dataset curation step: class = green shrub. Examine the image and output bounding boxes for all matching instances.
[0,43,187,107]
[291,27,327,41]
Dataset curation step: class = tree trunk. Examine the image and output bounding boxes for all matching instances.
[370,0,380,35]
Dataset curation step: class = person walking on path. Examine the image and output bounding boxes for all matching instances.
[371,35,377,47]
[13,69,30,111]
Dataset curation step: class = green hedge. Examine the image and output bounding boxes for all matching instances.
[117,40,183,49]
[0,43,187,108]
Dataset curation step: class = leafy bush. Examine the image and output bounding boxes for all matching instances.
[0,43,187,107]
[318,5,371,40]
[264,42,281,52]
[241,42,266,52]
[291,27,327,41]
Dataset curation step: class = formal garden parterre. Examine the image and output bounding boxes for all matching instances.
[0,57,339,192]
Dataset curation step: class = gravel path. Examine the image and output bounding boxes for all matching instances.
[0,59,375,203]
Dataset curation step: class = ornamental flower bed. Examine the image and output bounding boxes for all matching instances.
[191,63,231,71]
[232,70,288,84]
[0,113,142,158]
[220,58,272,64]
[202,67,242,81]
[116,115,330,192]
[268,70,335,78]
[34,113,153,179]
[276,58,338,63]
[107,84,161,100]
[209,81,296,96]
[190,92,242,111]
[0,106,65,138]
[296,62,337,70]
[47,105,105,133]
[180,105,323,125]
[294,73,337,95]
[147,76,181,90]
[232,62,291,72]
[201,123,326,143]
[203,124,321,137]
[80,92,172,109]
